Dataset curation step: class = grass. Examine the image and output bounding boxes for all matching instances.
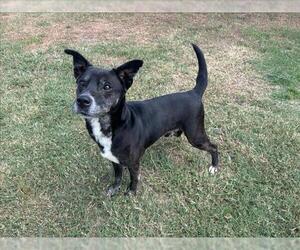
[243,27,300,100]
[0,13,299,237]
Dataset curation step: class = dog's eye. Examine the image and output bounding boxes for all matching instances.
[103,83,111,90]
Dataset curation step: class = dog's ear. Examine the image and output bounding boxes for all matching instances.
[113,60,143,90]
[64,49,92,79]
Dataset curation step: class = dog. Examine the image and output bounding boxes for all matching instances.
[65,44,219,196]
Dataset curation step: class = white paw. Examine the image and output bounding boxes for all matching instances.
[209,166,219,175]
[106,186,120,197]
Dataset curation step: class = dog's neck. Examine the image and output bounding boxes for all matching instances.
[109,96,130,132]
[97,114,112,136]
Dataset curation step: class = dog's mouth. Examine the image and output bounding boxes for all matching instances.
[72,99,114,118]
[76,110,100,119]
[72,102,90,116]
[78,110,90,116]
[72,102,101,118]
[75,108,97,118]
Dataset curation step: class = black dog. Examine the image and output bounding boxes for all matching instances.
[65,44,219,196]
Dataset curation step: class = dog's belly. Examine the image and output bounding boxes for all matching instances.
[89,118,120,164]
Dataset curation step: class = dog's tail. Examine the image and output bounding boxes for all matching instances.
[191,44,208,97]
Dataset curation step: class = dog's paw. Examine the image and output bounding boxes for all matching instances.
[124,188,137,196]
[106,185,120,197]
[208,165,219,175]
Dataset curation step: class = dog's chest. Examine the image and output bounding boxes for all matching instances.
[88,118,119,164]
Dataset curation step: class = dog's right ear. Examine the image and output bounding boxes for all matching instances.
[64,49,92,79]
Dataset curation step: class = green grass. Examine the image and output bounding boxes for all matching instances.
[0,13,299,237]
[243,27,300,100]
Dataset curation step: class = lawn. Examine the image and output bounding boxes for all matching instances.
[0,13,299,237]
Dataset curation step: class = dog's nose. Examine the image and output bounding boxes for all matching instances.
[77,95,92,108]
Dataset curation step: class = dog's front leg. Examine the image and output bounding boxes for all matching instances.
[106,163,123,197]
[125,163,140,196]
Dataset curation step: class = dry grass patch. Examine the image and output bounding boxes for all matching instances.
[208,45,272,101]
[1,13,182,51]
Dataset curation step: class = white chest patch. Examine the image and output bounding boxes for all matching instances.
[89,118,120,164]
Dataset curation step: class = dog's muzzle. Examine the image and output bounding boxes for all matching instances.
[76,95,92,109]
[73,94,100,117]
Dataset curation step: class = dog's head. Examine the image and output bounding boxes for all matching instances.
[65,49,143,118]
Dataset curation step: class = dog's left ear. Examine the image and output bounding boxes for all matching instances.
[114,60,143,90]
[64,49,92,79]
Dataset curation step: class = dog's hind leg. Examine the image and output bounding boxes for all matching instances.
[106,163,123,197]
[184,115,219,174]
[187,133,219,174]
[194,137,219,173]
